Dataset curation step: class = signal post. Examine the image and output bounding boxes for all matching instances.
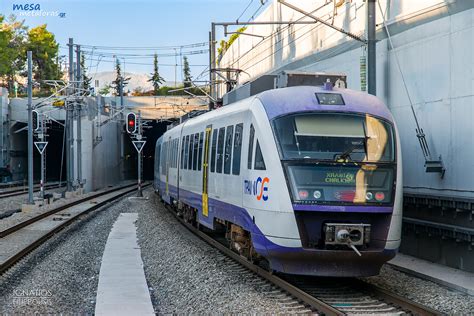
[126,111,146,197]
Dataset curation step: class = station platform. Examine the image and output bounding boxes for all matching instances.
[388,253,474,296]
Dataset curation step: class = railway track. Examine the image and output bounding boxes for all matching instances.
[0,182,65,198]
[164,202,441,315]
[0,183,147,275]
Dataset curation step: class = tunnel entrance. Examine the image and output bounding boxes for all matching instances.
[9,121,65,184]
[123,119,172,181]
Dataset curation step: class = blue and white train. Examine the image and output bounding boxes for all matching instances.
[154,84,402,277]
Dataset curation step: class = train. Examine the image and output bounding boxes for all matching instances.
[154,82,402,277]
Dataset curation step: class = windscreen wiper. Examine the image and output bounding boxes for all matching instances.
[335,146,358,163]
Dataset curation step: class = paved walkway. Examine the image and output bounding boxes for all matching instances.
[389,253,474,296]
[95,213,154,315]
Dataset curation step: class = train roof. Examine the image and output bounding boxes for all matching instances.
[256,86,394,122]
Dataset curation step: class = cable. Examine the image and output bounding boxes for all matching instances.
[237,0,254,22]
[82,56,207,67]
[75,42,209,51]
[224,1,332,70]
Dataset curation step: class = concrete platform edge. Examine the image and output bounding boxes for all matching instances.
[388,254,474,296]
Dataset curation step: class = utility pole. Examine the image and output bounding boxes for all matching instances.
[27,51,34,204]
[119,69,125,182]
[67,38,74,192]
[76,44,82,189]
[137,111,142,197]
[209,23,216,110]
[174,48,178,88]
[367,0,376,96]
[39,114,46,199]
[119,76,124,108]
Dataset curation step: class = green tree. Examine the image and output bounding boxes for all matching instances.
[27,24,60,84]
[0,15,14,85]
[148,53,164,95]
[183,56,192,88]
[111,59,130,96]
[0,15,27,92]
[80,54,91,94]
[98,84,111,96]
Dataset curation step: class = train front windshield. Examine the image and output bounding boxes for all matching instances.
[273,113,396,205]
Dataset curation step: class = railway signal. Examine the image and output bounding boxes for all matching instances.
[126,112,137,134]
[32,110,39,131]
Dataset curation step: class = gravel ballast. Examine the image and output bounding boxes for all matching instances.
[0,191,132,314]
[137,191,308,314]
[363,265,474,314]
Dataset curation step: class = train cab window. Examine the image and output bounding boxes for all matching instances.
[254,140,266,170]
[247,124,255,169]
[224,125,234,174]
[198,132,204,171]
[211,129,218,173]
[189,135,194,170]
[193,133,199,170]
[184,135,190,169]
[232,123,243,175]
[216,127,225,173]
[180,137,185,169]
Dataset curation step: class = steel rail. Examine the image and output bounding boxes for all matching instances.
[0,182,65,198]
[0,183,148,274]
[1,183,137,238]
[166,205,343,315]
[351,279,442,316]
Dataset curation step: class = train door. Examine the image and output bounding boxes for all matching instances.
[202,125,212,217]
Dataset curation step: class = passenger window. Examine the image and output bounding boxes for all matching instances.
[189,134,194,170]
[171,140,175,168]
[254,140,266,170]
[174,140,177,168]
[198,132,203,171]
[224,125,234,174]
[211,129,217,173]
[180,137,185,169]
[216,127,225,173]
[248,124,255,169]
[172,140,175,168]
[193,133,199,170]
[161,142,165,175]
[184,135,190,169]
[232,123,243,175]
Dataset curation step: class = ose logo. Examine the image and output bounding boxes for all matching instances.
[244,177,269,201]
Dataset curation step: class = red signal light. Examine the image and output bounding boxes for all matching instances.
[126,112,136,133]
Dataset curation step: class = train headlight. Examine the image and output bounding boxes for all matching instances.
[366,192,373,201]
[298,190,309,199]
[313,190,322,199]
[375,192,385,201]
